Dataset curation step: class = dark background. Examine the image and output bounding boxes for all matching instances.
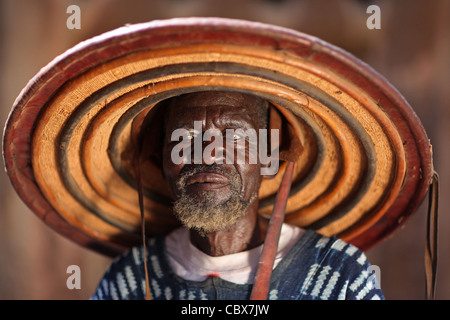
[0,0,448,299]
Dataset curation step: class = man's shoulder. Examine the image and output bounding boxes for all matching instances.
[91,236,166,300]
[291,229,371,270]
[277,229,384,300]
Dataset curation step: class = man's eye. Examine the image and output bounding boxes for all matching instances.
[226,133,243,142]
[184,131,199,140]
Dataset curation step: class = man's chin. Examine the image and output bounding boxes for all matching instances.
[173,192,247,234]
[182,188,232,206]
[188,222,235,236]
[177,210,240,235]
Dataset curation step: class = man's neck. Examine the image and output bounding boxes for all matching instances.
[189,204,267,256]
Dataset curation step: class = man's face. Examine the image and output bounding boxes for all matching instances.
[161,91,266,233]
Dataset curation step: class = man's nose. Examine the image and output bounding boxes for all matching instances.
[201,137,224,165]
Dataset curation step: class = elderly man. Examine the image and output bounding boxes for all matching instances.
[90,91,384,300]
[4,18,435,301]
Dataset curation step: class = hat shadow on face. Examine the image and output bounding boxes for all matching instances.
[125,94,304,204]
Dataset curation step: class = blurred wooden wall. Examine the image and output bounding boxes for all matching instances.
[0,0,448,299]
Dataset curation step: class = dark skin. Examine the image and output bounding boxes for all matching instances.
[162,91,271,256]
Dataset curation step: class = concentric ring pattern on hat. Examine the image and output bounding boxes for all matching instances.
[3,17,433,256]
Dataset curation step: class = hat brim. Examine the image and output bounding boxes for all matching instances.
[3,17,433,256]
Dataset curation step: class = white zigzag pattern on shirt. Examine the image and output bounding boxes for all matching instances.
[331,239,347,251]
[124,265,137,293]
[151,279,161,298]
[356,278,374,300]
[110,280,119,300]
[140,279,146,296]
[164,286,173,300]
[315,237,329,248]
[338,280,349,299]
[321,271,341,300]
[301,264,320,295]
[200,291,208,300]
[188,290,196,300]
[345,245,358,256]
[101,278,108,298]
[311,266,332,297]
[349,270,368,292]
[357,253,367,265]
[116,272,129,299]
[269,289,278,300]
[132,246,141,266]
[151,255,163,278]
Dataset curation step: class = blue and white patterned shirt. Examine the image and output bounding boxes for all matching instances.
[91,229,384,300]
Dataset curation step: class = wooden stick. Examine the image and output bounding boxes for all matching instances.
[250,161,295,300]
[425,171,439,300]
[134,155,152,300]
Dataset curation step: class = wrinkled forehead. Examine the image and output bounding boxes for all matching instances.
[168,91,264,108]
[169,91,264,115]
[163,91,267,127]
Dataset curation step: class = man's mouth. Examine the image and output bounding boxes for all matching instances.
[185,172,230,191]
